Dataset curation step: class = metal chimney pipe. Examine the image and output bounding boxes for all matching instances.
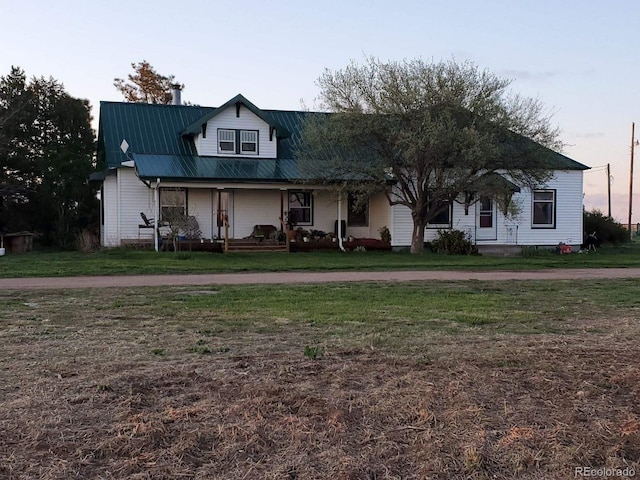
[171,83,182,105]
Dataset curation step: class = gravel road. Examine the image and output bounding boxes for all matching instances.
[0,268,639,289]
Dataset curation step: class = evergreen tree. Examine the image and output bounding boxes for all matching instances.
[0,67,96,248]
[114,60,181,104]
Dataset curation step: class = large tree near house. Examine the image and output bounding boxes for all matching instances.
[297,57,562,253]
[0,66,96,248]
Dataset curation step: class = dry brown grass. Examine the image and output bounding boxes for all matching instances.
[1,284,639,479]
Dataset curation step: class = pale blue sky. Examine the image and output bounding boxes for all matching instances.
[2,0,639,221]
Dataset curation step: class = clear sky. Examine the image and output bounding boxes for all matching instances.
[2,0,639,222]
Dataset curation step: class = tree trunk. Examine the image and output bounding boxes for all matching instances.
[410,217,426,254]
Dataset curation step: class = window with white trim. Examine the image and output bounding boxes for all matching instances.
[218,129,235,153]
[240,130,258,154]
[288,191,313,225]
[478,197,493,228]
[532,189,556,228]
[217,129,258,155]
[160,187,186,221]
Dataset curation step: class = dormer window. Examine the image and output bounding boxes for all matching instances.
[217,129,258,155]
[240,130,257,154]
[218,129,235,153]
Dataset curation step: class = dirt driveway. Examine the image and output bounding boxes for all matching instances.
[1,267,640,289]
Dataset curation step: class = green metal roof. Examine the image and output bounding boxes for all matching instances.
[95,97,588,184]
[499,131,589,171]
[469,172,521,193]
[133,154,300,182]
[262,110,323,159]
[98,101,214,168]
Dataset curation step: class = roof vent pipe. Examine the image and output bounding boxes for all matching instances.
[171,83,182,105]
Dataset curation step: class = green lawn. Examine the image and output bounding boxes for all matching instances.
[0,242,639,277]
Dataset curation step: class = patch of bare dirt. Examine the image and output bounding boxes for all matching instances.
[2,282,639,479]
[1,335,639,479]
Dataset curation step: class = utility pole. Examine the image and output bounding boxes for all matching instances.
[629,122,636,238]
[607,163,611,218]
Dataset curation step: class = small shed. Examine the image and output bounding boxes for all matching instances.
[1,232,34,254]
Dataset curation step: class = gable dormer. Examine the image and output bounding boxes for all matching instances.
[181,94,289,159]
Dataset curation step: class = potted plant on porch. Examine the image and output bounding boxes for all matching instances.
[283,211,298,241]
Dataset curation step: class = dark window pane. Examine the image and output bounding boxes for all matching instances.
[532,190,555,226]
[429,201,451,224]
[479,214,492,228]
[533,203,553,224]
[288,191,313,225]
[348,193,368,226]
[534,191,554,201]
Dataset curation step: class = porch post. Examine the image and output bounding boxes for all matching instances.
[337,188,346,252]
[154,178,160,252]
[281,188,289,252]
[280,189,285,230]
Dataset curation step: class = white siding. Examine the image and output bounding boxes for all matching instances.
[389,170,585,247]
[194,105,277,158]
[450,201,476,243]
[313,191,340,234]
[287,190,392,238]
[233,190,282,238]
[340,192,391,239]
[368,193,392,239]
[391,201,414,247]
[102,175,119,247]
[188,189,214,239]
[394,200,473,246]
[229,189,392,239]
[100,169,583,248]
[119,169,155,242]
[504,170,584,246]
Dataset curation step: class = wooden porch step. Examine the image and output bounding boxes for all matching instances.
[224,240,288,253]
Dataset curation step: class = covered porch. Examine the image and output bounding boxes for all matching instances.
[137,183,369,252]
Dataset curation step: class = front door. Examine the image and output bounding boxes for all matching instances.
[476,197,497,241]
[215,191,233,238]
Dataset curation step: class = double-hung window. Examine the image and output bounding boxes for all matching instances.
[426,199,452,227]
[218,129,235,154]
[348,192,369,226]
[240,130,257,154]
[532,189,556,228]
[218,129,258,155]
[160,187,186,221]
[288,191,312,225]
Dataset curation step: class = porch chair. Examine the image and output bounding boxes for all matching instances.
[138,212,156,239]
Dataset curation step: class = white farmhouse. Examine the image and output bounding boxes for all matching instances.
[90,93,589,252]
